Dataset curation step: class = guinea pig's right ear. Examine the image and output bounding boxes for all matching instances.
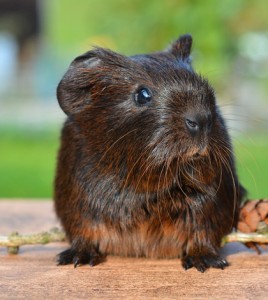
[57,51,100,115]
[169,34,192,63]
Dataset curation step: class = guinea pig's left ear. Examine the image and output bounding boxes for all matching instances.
[169,34,192,62]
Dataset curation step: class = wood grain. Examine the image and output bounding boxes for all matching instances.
[0,200,267,299]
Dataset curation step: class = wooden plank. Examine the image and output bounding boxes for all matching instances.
[0,200,267,299]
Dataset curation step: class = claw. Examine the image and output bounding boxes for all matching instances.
[73,256,80,268]
[182,256,193,270]
[196,264,207,273]
[89,259,95,267]
[183,264,191,271]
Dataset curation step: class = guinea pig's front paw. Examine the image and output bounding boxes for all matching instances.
[57,247,105,267]
[181,254,229,273]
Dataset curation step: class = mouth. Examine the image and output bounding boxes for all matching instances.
[184,145,209,161]
[192,152,201,159]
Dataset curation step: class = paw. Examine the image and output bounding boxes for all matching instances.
[57,247,105,267]
[182,255,229,273]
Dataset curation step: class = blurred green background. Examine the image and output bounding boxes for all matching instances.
[0,0,268,199]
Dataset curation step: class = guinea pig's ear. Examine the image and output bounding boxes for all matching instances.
[169,34,192,62]
[57,51,100,115]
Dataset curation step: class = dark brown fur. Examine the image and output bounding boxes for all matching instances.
[54,34,246,272]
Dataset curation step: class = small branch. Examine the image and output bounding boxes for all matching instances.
[0,228,66,254]
[222,232,268,245]
[0,228,267,254]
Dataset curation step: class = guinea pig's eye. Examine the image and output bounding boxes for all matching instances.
[134,87,152,106]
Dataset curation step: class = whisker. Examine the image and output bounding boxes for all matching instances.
[213,141,238,225]
[98,128,137,166]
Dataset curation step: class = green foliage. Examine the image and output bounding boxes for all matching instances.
[43,0,268,88]
[0,128,59,198]
[235,136,268,199]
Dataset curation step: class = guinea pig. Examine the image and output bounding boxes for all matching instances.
[54,34,246,272]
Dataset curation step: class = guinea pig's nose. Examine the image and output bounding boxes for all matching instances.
[185,114,212,136]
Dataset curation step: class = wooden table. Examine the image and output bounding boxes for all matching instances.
[0,200,267,299]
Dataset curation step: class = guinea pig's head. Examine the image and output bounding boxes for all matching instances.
[57,34,230,191]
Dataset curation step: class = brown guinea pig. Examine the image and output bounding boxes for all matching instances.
[54,34,246,272]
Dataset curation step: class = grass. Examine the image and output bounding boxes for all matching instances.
[0,127,60,199]
[234,135,268,199]
[0,127,267,199]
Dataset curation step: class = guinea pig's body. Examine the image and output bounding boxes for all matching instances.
[55,34,245,272]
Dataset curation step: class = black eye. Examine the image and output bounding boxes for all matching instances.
[134,87,152,106]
